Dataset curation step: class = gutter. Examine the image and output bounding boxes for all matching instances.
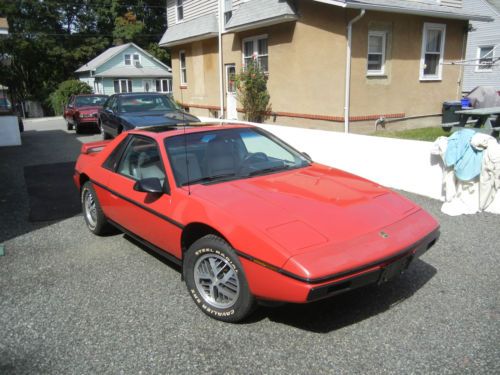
[345,3,491,22]
[224,14,298,33]
[344,9,365,134]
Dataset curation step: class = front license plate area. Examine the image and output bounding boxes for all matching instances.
[378,254,413,284]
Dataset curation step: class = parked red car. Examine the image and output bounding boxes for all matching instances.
[74,123,439,322]
[64,94,108,133]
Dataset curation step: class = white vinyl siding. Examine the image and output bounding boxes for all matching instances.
[367,31,387,75]
[420,23,446,81]
[462,0,500,92]
[166,0,247,26]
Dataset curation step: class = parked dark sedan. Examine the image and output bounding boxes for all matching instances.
[98,93,199,139]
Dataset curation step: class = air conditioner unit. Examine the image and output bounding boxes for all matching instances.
[134,61,141,68]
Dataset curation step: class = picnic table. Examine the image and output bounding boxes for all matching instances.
[453,106,500,133]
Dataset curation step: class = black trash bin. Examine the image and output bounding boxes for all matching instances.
[442,101,462,130]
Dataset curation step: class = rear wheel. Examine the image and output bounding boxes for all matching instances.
[81,181,111,235]
[183,234,256,323]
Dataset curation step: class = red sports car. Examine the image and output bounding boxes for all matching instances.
[74,123,439,322]
[64,94,108,134]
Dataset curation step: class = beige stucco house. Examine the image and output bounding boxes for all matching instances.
[159,0,489,131]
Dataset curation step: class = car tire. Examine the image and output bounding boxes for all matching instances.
[67,121,73,131]
[81,181,111,235]
[75,122,81,134]
[183,234,256,323]
[100,121,111,140]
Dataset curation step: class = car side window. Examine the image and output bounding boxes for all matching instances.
[103,96,112,110]
[102,135,131,171]
[116,136,168,190]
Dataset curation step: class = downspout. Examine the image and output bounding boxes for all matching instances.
[218,0,225,118]
[344,9,365,133]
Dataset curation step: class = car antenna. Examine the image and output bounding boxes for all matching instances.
[180,87,191,195]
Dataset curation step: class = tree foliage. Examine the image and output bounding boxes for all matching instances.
[235,62,271,123]
[49,80,92,115]
[0,0,168,114]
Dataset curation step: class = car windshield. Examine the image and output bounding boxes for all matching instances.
[119,94,176,113]
[75,96,108,107]
[165,127,310,187]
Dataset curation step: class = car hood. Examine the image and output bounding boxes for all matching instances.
[192,164,421,257]
[120,111,199,127]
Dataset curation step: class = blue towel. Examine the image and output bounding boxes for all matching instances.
[444,129,483,181]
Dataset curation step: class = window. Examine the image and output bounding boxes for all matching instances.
[133,54,140,66]
[155,79,172,93]
[242,36,268,73]
[367,31,386,75]
[176,0,184,22]
[113,79,133,93]
[179,50,187,85]
[225,64,236,93]
[477,46,494,72]
[124,53,140,66]
[117,136,166,186]
[420,23,446,80]
[224,0,233,24]
[103,135,131,171]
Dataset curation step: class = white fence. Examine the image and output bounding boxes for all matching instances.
[199,118,444,201]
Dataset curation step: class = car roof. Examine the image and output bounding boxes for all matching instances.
[113,92,166,97]
[75,94,108,97]
[128,122,255,141]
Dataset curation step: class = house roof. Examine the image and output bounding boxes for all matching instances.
[0,18,8,29]
[315,0,492,21]
[75,42,171,73]
[94,66,172,78]
[225,0,298,31]
[159,13,218,48]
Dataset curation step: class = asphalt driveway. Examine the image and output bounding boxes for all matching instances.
[0,118,498,374]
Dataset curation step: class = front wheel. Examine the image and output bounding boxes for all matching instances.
[81,181,111,235]
[183,235,256,323]
[67,121,73,131]
[100,121,111,140]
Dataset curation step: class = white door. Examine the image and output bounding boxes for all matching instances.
[143,79,153,92]
[225,64,237,120]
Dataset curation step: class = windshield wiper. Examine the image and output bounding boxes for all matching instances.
[183,173,237,186]
[247,165,292,177]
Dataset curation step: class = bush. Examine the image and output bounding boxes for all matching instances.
[235,61,271,123]
[49,80,92,115]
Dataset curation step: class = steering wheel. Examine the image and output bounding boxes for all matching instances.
[238,152,269,174]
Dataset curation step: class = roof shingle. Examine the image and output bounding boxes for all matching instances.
[159,13,218,47]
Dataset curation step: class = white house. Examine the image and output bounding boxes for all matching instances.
[76,42,173,95]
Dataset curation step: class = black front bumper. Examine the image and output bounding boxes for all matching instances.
[306,230,440,302]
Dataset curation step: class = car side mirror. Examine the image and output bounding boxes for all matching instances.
[302,152,312,162]
[134,178,163,194]
[105,108,113,114]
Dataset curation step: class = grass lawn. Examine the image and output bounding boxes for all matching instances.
[372,127,450,142]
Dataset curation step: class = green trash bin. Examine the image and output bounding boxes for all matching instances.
[442,101,462,130]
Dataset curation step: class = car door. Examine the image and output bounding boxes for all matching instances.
[103,135,182,258]
[64,96,75,123]
[100,96,115,134]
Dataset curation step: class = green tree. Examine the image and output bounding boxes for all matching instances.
[235,61,271,123]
